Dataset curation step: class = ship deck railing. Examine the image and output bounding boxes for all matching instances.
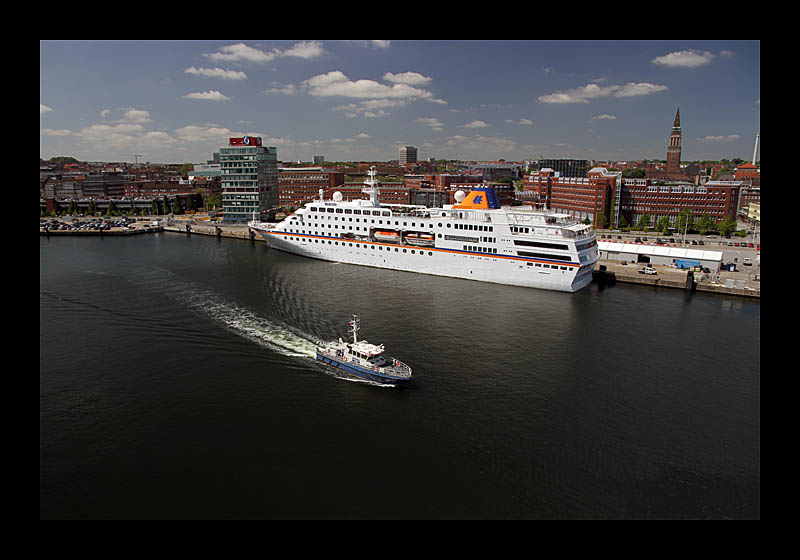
[318,347,411,378]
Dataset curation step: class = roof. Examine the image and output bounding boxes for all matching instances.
[598,241,722,262]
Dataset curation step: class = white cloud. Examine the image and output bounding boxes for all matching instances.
[592,114,616,120]
[40,104,53,114]
[100,109,111,118]
[185,66,247,80]
[651,49,715,68]
[333,98,407,117]
[356,133,371,139]
[415,117,444,131]
[174,124,234,142]
[538,82,667,104]
[119,108,153,123]
[206,43,280,63]
[42,128,71,136]
[697,134,741,142]
[383,71,432,86]
[460,120,488,129]
[204,41,324,64]
[182,90,231,101]
[283,41,324,59]
[371,40,391,49]
[264,84,296,95]
[303,70,436,101]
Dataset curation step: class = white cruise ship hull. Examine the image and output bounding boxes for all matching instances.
[258,230,594,293]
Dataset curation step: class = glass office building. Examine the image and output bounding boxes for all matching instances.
[219,136,278,223]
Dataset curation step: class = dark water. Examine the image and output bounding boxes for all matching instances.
[40,233,760,519]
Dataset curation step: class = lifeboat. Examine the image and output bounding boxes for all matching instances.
[404,232,434,246]
[373,230,400,242]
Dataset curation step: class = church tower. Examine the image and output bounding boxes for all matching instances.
[666,107,682,172]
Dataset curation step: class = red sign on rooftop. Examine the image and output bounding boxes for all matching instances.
[229,136,262,146]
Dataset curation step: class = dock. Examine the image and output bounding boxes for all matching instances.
[593,261,760,298]
[161,221,265,242]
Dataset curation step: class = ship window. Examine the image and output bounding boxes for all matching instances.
[428,252,432,256]
[411,250,415,254]
[327,208,333,213]
[336,209,343,213]
[345,209,352,214]
[447,224,451,228]
[354,210,361,215]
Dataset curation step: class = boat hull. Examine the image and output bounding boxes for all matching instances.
[316,352,412,385]
[257,229,595,293]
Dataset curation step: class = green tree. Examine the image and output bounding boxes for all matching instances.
[695,213,716,234]
[105,201,115,216]
[718,215,737,236]
[656,216,671,234]
[675,208,694,234]
[618,214,628,228]
[637,213,651,231]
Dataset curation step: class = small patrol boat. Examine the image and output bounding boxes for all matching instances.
[316,315,412,385]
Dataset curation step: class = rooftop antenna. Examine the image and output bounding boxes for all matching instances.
[133,155,142,165]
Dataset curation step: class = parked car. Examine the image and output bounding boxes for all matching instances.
[743,258,752,266]
[638,266,658,275]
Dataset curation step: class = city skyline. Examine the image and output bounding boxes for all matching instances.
[40,40,760,165]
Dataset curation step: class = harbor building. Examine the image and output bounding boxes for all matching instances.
[219,136,278,223]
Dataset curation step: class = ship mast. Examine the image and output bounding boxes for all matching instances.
[348,315,360,344]
[362,166,380,207]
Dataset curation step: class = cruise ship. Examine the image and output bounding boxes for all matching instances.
[249,167,599,292]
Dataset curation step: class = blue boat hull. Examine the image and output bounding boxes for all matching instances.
[316,352,411,385]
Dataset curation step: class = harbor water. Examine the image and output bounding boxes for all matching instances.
[40,233,760,519]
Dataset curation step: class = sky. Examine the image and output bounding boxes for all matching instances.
[40,40,760,165]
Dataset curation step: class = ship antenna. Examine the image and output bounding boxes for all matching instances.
[348,314,360,344]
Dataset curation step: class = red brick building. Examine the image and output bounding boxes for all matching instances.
[617,179,741,227]
[277,168,344,210]
[523,167,618,223]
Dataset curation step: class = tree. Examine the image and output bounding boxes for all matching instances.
[675,208,694,234]
[695,213,716,234]
[718,215,737,236]
[618,214,628,228]
[656,216,671,234]
[637,213,651,231]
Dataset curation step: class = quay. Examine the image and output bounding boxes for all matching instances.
[593,261,760,298]
[41,215,759,298]
[161,220,265,242]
